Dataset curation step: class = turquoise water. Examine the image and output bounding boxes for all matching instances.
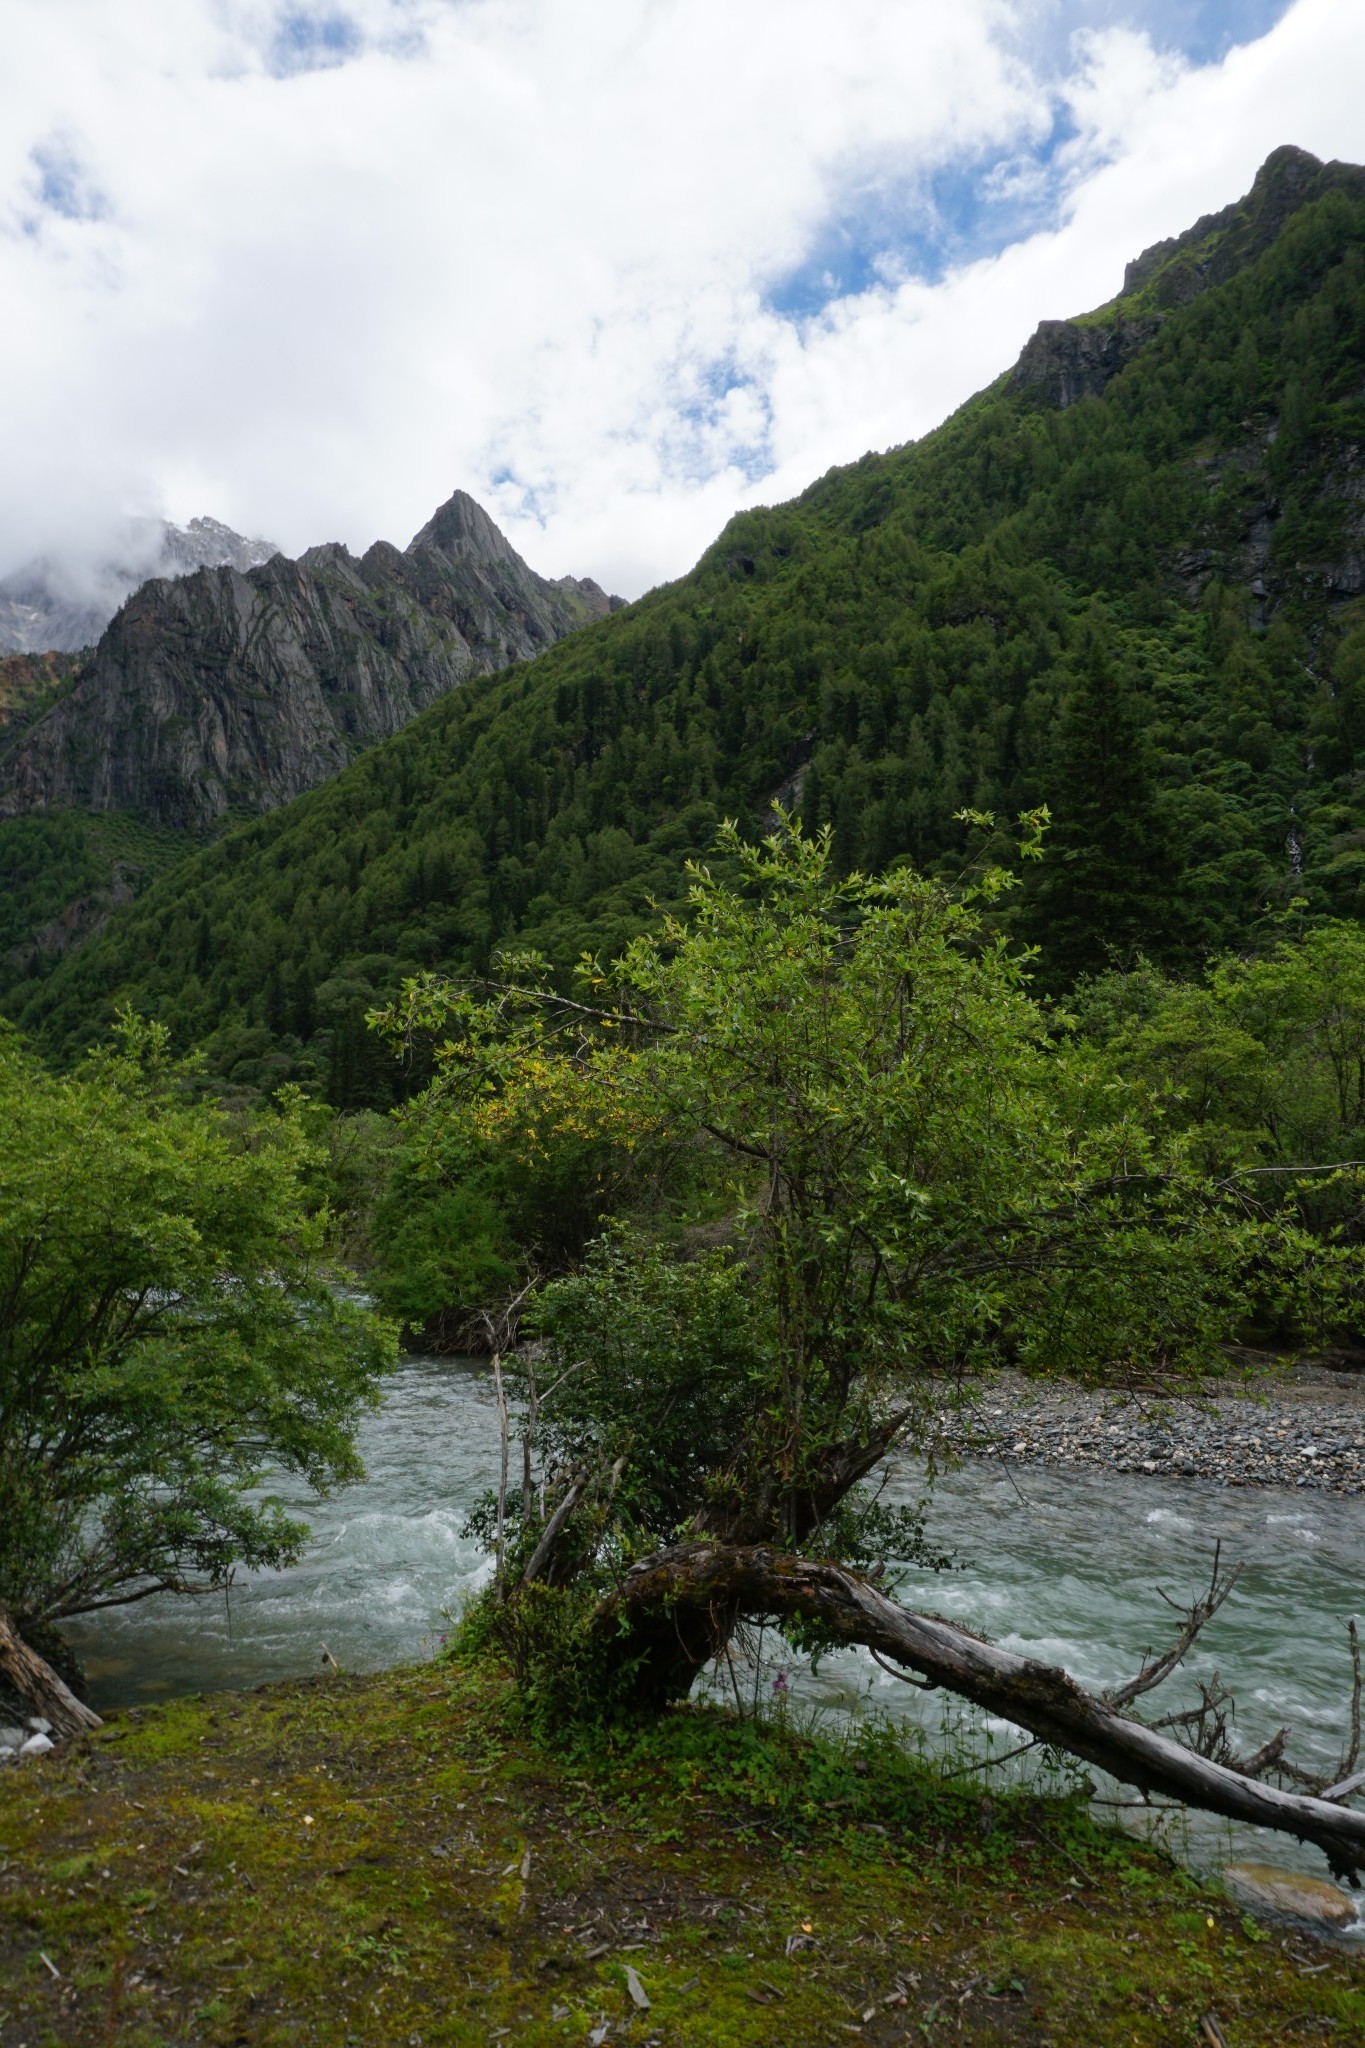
[60,1353,1365,1901]
[64,1355,504,1705]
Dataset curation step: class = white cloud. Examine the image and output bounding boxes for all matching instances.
[0,0,1359,601]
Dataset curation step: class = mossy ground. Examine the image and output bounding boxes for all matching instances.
[0,1662,1361,2047]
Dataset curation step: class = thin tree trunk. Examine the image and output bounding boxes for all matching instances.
[0,1603,102,1739]
[594,1542,1365,1879]
[698,1410,912,1545]
[520,1472,587,1588]
[491,1349,509,1594]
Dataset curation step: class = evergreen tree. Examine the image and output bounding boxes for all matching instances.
[1021,632,1180,983]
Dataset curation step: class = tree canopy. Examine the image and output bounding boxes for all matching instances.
[7,171,1365,1103]
[384,822,1355,1572]
[0,1016,395,1632]
[393,823,1365,1869]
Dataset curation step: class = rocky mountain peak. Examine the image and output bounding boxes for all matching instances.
[161,517,278,577]
[0,489,618,831]
[0,514,279,656]
[1121,144,1351,298]
[407,490,520,569]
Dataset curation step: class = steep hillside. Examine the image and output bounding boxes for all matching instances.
[10,145,1365,1102]
[0,491,616,832]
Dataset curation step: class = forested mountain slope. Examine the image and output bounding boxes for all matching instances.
[10,144,1365,1104]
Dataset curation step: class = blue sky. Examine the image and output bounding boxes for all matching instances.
[766,1,1297,314]
[0,0,1357,597]
[1035,0,1291,68]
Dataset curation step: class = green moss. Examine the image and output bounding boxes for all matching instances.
[0,1663,1360,2045]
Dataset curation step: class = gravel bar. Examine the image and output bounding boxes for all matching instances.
[947,1363,1365,1496]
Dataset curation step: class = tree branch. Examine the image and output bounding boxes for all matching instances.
[597,1542,1365,1878]
[1104,1542,1243,1711]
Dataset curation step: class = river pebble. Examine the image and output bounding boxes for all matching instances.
[948,1364,1365,1494]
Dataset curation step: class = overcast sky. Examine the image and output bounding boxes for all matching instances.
[2,0,1361,598]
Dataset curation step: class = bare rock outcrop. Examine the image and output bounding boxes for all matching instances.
[0,492,616,831]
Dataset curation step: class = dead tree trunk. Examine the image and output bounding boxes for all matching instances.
[593,1542,1365,1879]
[0,1603,102,1739]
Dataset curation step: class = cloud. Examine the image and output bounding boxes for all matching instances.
[0,0,1356,601]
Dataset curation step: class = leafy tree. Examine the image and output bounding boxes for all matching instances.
[392,825,1365,1870]
[0,1016,395,1634]
[385,825,1345,1644]
[1075,921,1365,1255]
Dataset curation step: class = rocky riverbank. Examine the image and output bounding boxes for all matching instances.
[949,1361,1365,1495]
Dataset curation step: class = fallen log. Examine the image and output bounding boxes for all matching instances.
[0,1602,102,1740]
[597,1542,1365,1880]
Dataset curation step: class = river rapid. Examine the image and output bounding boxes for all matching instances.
[61,1353,1365,1905]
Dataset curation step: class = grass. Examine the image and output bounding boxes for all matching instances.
[0,1660,1362,2046]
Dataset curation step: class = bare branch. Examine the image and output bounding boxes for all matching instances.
[1339,1619,1362,1786]
[519,1471,588,1588]
[1232,1728,1291,1781]
[471,977,672,1037]
[597,1542,1365,1877]
[1105,1543,1243,1712]
[520,1455,629,1590]
[489,1349,510,1595]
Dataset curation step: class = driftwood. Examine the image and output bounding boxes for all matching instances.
[596,1542,1365,1879]
[0,1602,102,1739]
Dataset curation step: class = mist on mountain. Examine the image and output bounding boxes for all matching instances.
[0,514,278,655]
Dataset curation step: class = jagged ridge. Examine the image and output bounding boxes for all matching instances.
[0,516,279,657]
[1008,146,1365,409]
[0,493,616,831]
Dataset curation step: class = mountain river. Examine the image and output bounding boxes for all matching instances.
[60,1352,1365,1914]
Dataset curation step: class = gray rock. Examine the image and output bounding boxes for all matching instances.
[26,1716,52,1734]
[1007,314,1160,409]
[1123,147,1363,299]
[1225,1861,1359,1930]
[0,1725,26,1751]
[0,515,279,656]
[0,491,617,831]
[18,1732,54,1758]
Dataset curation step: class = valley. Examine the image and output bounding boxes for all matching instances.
[5,141,1365,2047]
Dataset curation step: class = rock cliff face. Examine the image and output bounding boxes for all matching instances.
[1120,144,1365,299]
[0,517,279,656]
[1001,146,1365,620]
[0,492,616,831]
[1006,315,1160,409]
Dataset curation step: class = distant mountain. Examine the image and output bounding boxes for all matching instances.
[0,490,618,831]
[8,146,1365,1101]
[0,516,279,655]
